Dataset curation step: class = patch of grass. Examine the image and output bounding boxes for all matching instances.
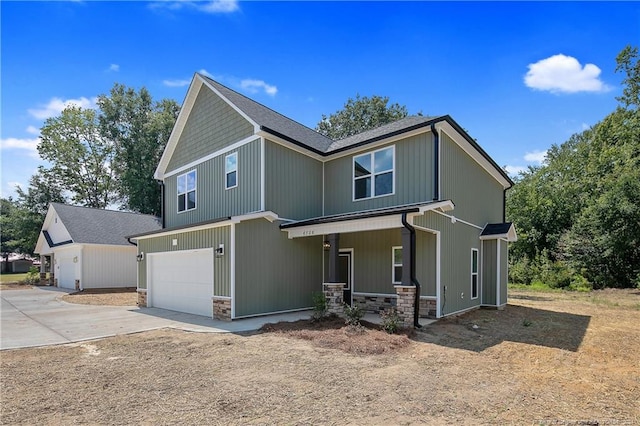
[0,273,28,284]
[508,281,563,293]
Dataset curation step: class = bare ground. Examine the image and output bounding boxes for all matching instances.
[60,287,137,306]
[1,289,639,425]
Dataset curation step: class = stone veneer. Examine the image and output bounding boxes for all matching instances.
[75,279,80,291]
[353,294,395,314]
[394,285,416,327]
[419,298,437,318]
[39,272,48,286]
[137,289,147,307]
[213,297,232,321]
[323,283,345,315]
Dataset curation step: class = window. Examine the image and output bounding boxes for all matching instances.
[392,246,403,284]
[177,170,197,212]
[471,248,479,299]
[225,152,237,189]
[353,146,394,200]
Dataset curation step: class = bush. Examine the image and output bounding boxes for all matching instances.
[380,308,402,334]
[21,267,41,285]
[569,274,593,292]
[343,303,364,326]
[311,292,327,322]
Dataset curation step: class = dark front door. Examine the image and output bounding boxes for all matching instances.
[338,250,352,306]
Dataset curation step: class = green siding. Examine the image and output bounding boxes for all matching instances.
[265,140,323,220]
[137,226,231,297]
[440,132,503,226]
[324,133,434,215]
[482,239,497,306]
[165,140,261,228]
[499,240,508,305]
[235,219,323,317]
[166,86,254,172]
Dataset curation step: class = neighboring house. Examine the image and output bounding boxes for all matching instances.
[0,254,34,273]
[35,203,161,290]
[129,73,516,324]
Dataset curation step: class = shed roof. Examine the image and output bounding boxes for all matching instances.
[480,222,517,241]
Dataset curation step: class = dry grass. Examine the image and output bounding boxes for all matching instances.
[1,288,639,425]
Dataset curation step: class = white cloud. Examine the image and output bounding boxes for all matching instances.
[163,79,191,87]
[198,69,214,78]
[108,64,120,72]
[523,150,547,165]
[240,79,277,96]
[504,165,527,176]
[26,125,40,135]
[150,0,239,14]
[28,96,98,120]
[524,54,610,94]
[0,137,41,159]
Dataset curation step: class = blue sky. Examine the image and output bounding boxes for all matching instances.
[2,1,638,198]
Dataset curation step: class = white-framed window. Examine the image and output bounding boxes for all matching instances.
[225,152,238,189]
[471,248,479,299]
[353,145,394,200]
[177,170,197,213]
[392,246,403,284]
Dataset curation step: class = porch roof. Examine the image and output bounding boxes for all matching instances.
[480,222,517,241]
[280,200,454,238]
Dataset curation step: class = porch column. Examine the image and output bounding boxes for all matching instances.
[39,255,47,286]
[327,233,340,283]
[49,254,56,286]
[324,233,344,314]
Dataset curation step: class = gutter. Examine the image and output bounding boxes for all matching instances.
[431,122,439,201]
[127,237,137,246]
[401,212,422,328]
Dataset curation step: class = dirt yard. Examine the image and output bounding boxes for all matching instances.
[60,288,137,306]
[1,289,638,425]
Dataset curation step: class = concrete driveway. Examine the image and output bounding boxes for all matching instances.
[1,287,311,350]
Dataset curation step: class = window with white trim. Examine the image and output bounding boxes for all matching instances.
[177,170,197,212]
[471,248,479,299]
[225,152,237,189]
[392,246,403,284]
[353,146,394,200]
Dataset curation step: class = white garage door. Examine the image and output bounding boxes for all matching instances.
[56,255,76,289]
[148,249,214,317]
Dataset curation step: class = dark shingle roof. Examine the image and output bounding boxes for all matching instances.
[200,75,334,154]
[50,203,162,246]
[481,222,514,237]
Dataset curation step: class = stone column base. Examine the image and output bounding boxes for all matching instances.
[323,283,345,315]
[137,289,147,307]
[419,298,437,318]
[213,297,231,321]
[53,278,58,287]
[394,285,416,327]
[40,272,48,286]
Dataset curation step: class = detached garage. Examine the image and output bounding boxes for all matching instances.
[34,203,161,290]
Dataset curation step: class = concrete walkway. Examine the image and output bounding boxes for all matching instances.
[0,287,311,350]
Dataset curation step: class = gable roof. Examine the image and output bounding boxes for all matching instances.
[47,203,162,246]
[480,222,517,241]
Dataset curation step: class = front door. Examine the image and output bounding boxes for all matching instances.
[338,250,353,306]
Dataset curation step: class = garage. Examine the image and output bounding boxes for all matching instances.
[147,249,214,317]
[56,254,77,289]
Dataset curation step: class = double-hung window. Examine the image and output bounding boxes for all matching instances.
[353,146,394,200]
[177,170,197,212]
[471,248,479,299]
[392,246,403,284]
[225,152,238,189]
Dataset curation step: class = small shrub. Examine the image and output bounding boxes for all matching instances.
[522,318,533,327]
[569,274,592,292]
[311,292,327,322]
[343,303,364,326]
[20,267,41,285]
[380,308,402,334]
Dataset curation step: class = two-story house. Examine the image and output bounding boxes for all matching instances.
[129,73,516,325]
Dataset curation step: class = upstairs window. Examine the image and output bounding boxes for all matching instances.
[225,152,237,189]
[177,170,197,212]
[392,246,403,284]
[471,248,479,299]
[353,146,394,200]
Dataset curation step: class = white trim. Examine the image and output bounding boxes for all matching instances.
[432,209,483,230]
[391,246,403,285]
[479,223,518,242]
[479,241,484,305]
[230,222,236,319]
[437,126,442,200]
[224,152,238,190]
[471,248,479,300]
[419,295,437,300]
[286,215,404,239]
[176,169,197,213]
[443,304,480,317]
[439,122,511,189]
[339,248,354,305]
[164,135,258,179]
[212,295,231,300]
[132,220,233,241]
[322,162,325,216]
[260,137,265,212]
[410,223,442,318]
[352,145,395,201]
[496,239,501,307]
[353,291,397,298]
[230,210,279,224]
[233,306,312,320]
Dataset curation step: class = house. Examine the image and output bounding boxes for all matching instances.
[34,203,161,290]
[0,254,34,273]
[129,73,516,325]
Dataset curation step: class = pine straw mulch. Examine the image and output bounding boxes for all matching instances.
[60,287,137,306]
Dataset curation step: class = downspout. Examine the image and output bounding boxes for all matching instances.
[503,188,507,223]
[431,123,439,201]
[401,212,422,328]
[158,180,166,229]
[127,237,137,246]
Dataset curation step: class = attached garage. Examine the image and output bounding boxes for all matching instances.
[147,249,214,317]
[56,252,77,290]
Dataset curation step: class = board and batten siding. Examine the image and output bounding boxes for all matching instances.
[440,131,504,226]
[414,211,481,316]
[164,140,261,228]
[234,219,322,318]
[324,133,434,215]
[264,140,323,220]
[81,245,137,288]
[137,226,231,297]
[499,239,508,306]
[166,86,254,172]
[481,239,497,306]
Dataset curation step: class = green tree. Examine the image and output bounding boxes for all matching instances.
[316,94,410,140]
[38,106,117,208]
[98,84,179,216]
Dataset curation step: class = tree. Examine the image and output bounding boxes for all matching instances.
[616,45,639,110]
[98,84,180,216]
[38,106,117,208]
[316,94,409,140]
